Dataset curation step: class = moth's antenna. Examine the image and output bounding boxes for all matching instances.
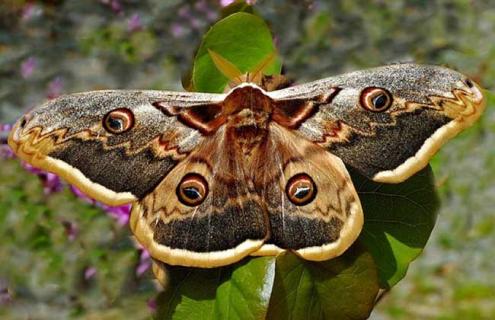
[208,49,283,90]
[207,49,244,86]
[247,51,277,84]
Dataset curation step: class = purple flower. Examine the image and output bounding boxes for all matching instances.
[128,13,143,32]
[100,0,123,14]
[220,0,255,6]
[22,162,43,175]
[21,3,35,21]
[110,0,123,13]
[136,248,151,277]
[147,298,157,312]
[39,172,63,194]
[21,57,37,79]
[0,145,14,159]
[0,289,11,305]
[70,186,131,225]
[21,3,42,22]
[21,162,62,194]
[190,18,202,29]
[194,0,208,11]
[191,0,217,20]
[170,23,186,38]
[84,267,97,280]
[178,6,192,19]
[69,185,97,205]
[220,0,235,6]
[22,163,63,195]
[206,9,218,21]
[47,77,64,99]
[101,204,131,226]
[0,124,13,133]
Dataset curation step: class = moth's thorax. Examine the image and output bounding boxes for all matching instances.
[223,85,273,153]
[223,85,273,116]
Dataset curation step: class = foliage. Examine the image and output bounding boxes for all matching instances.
[156,257,275,320]
[353,168,439,288]
[0,160,153,319]
[267,246,379,320]
[190,12,281,92]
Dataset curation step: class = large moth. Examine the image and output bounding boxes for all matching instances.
[8,64,485,272]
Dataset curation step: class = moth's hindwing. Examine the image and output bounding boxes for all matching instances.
[130,125,269,268]
[252,124,364,261]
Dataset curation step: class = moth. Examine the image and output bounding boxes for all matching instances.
[8,64,485,276]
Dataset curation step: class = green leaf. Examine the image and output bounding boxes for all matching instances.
[266,244,379,320]
[191,12,282,93]
[353,166,440,288]
[156,257,276,320]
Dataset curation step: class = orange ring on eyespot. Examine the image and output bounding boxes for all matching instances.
[360,87,393,112]
[176,173,209,207]
[286,173,317,206]
[103,108,135,134]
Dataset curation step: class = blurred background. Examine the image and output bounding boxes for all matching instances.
[1,1,494,319]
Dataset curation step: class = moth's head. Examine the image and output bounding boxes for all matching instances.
[332,63,485,123]
[9,90,170,157]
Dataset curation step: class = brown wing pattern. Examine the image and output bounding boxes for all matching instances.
[9,90,225,205]
[269,64,485,183]
[251,124,363,261]
[9,64,485,269]
[130,126,269,267]
[130,121,363,267]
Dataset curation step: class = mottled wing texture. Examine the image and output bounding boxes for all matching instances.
[8,90,225,205]
[9,63,485,269]
[269,64,486,183]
